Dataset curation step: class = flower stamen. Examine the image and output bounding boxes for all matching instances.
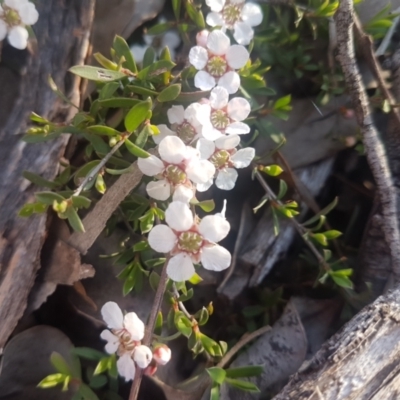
[207,56,228,77]
[177,231,204,253]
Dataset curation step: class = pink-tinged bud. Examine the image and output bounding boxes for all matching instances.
[196,30,209,47]
[153,345,171,365]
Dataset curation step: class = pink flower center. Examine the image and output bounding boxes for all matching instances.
[175,121,197,143]
[207,56,228,77]
[177,231,204,253]
[211,109,230,130]
[210,149,231,169]
[164,165,187,185]
[222,3,243,27]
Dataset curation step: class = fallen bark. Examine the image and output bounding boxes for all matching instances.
[273,286,400,399]
[0,0,95,349]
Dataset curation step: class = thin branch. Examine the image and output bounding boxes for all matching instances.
[254,169,330,271]
[352,12,400,128]
[128,256,170,400]
[73,139,125,196]
[335,0,400,281]
[217,325,272,369]
[172,283,192,320]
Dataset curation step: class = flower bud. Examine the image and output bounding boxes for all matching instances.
[196,30,209,47]
[152,344,171,365]
[52,200,68,214]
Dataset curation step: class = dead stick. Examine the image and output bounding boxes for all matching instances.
[335,0,400,281]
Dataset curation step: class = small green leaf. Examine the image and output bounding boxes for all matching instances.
[323,230,342,240]
[225,366,264,379]
[72,347,105,361]
[186,2,205,28]
[172,0,182,19]
[207,367,226,384]
[139,209,155,233]
[124,99,152,133]
[195,199,215,212]
[78,383,100,400]
[210,384,220,400]
[96,98,140,109]
[35,191,66,205]
[23,171,59,189]
[135,125,150,148]
[94,357,110,375]
[38,373,66,389]
[65,207,85,233]
[113,35,138,73]
[50,352,72,375]
[127,85,159,97]
[147,22,175,35]
[329,272,353,289]
[89,374,107,389]
[157,84,181,102]
[196,307,209,326]
[71,196,91,209]
[94,53,118,70]
[149,271,161,291]
[133,241,150,252]
[178,288,194,302]
[143,47,156,68]
[188,273,203,285]
[225,378,260,392]
[302,197,338,226]
[311,233,328,246]
[69,66,126,82]
[137,60,176,80]
[99,82,120,100]
[262,165,283,177]
[125,139,151,158]
[86,125,121,137]
[274,95,292,110]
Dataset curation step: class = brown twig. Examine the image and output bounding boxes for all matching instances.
[254,169,331,271]
[335,0,400,281]
[128,256,170,400]
[352,13,400,128]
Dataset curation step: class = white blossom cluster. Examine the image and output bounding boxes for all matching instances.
[0,0,38,49]
[100,302,171,381]
[137,1,261,283]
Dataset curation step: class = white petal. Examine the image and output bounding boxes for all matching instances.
[159,135,187,164]
[146,179,171,201]
[167,105,185,125]
[196,30,210,47]
[187,160,216,184]
[218,71,240,94]
[215,134,240,150]
[133,345,153,369]
[226,45,249,69]
[165,201,194,231]
[202,124,224,140]
[216,168,238,190]
[138,155,164,176]
[124,312,145,341]
[154,124,176,145]
[205,0,226,12]
[185,103,211,128]
[195,71,216,91]
[101,302,124,329]
[19,2,39,25]
[0,20,7,41]
[227,97,251,121]
[146,179,172,201]
[189,46,209,70]
[233,21,254,46]
[199,214,230,243]
[197,179,214,192]
[197,138,216,160]
[207,30,230,56]
[173,185,194,203]
[100,330,119,354]
[206,12,225,27]
[242,3,263,27]
[8,26,28,50]
[210,86,229,110]
[117,354,136,381]
[148,224,177,253]
[231,148,255,168]
[201,244,231,271]
[167,253,196,282]
[163,31,181,49]
[225,121,250,135]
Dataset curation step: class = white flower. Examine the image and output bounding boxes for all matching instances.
[153,345,172,366]
[200,86,251,140]
[138,135,215,201]
[155,103,210,145]
[130,18,181,63]
[205,0,263,45]
[189,29,249,94]
[100,302,152,381]
[0,0,38,50]
[148,201,231,281]
[197,135,255,190]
